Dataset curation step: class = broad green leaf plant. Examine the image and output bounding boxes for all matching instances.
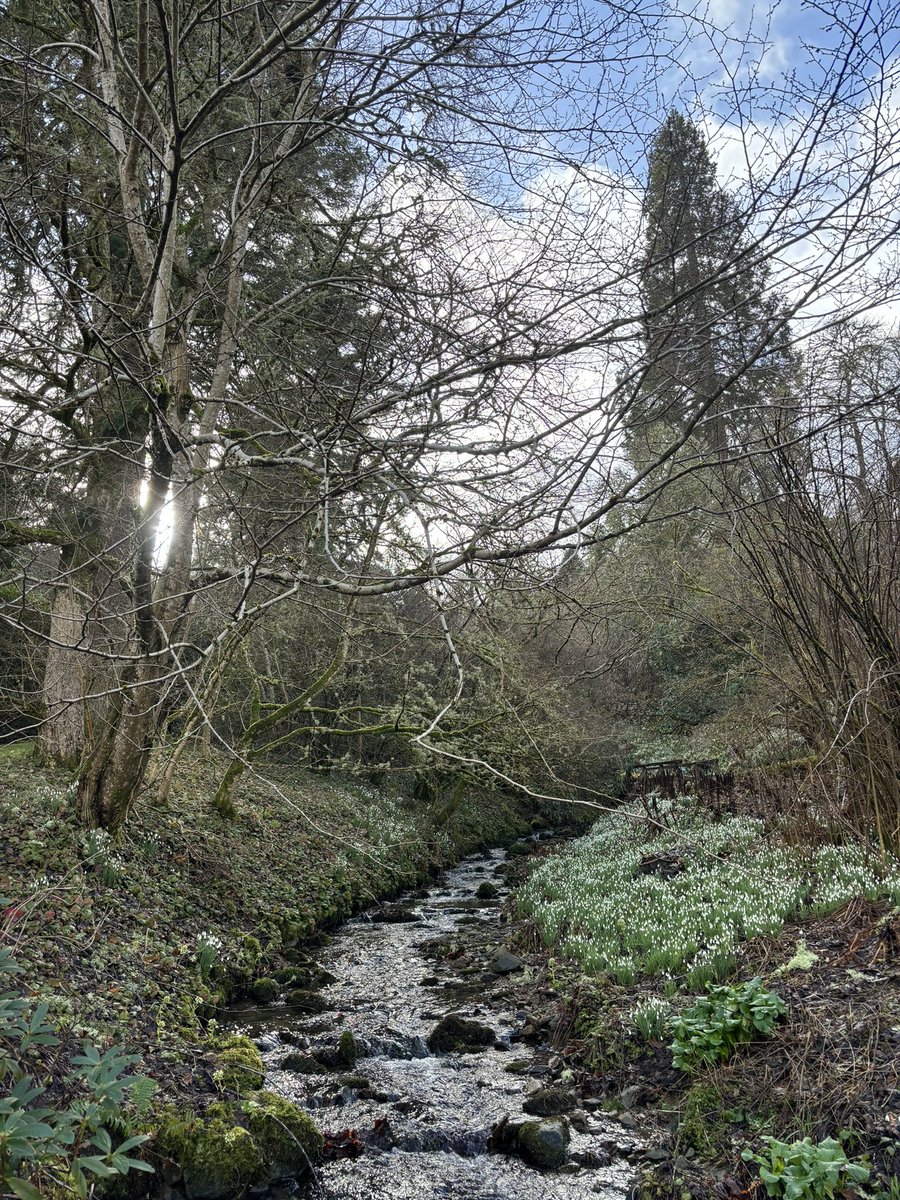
[0,942,155,1198]
[742,1136,870,1200]
[670,977,786,1070]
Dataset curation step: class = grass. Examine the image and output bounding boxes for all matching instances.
[517,798,900,984]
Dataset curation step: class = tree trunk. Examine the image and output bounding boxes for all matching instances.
[42,565,95,765]
[78,660,161,828]
[40,453,143,772]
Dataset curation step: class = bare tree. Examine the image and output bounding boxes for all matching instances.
[731,326,900,846]
[2,0,900,826]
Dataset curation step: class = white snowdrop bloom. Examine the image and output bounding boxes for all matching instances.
[519,799,899,979]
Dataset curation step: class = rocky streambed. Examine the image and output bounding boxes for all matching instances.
[224,847,642,1199]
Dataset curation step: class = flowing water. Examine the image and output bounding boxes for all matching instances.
[226,848,639,1200]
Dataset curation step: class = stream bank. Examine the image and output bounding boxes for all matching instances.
[222,846,642,1200]
[0,747,593,1196]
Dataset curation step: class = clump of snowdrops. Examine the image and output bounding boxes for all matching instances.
[518,798,900,983]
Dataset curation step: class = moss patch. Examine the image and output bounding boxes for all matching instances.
[242,1091,323,1174]
[156,1106,266,1199]
[337,1030,358,1065]
[249,976,280,1004]
[212,1035,265,1094]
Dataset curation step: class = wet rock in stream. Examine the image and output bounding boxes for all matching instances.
[518,1117,572,1169]
[282,1052,330,1074]
[490,948,525,974]
[224,847,638,1200]
[522,1084,578,1115]
[426,1013,497,1053]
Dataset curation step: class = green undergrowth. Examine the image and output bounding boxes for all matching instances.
[518,798,900,985]
[0,744,548,1086]
[518,798,900,1193]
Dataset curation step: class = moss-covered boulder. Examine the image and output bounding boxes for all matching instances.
[283,988,329,1013]
[213,1034,266,1093]
[249,976,281,1004]
[337,1030,358,1065]
[274,966,303,986]
[517,1118,570,1169]
[156,1107,265,1200]
[243,1091,323,1177]
[503,1058,533,1075]
[427,1014,496,1053]
[476,881,499,899]
[336,1073,370,1090]
[522,1085,578,1116]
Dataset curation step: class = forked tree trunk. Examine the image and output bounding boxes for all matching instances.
[77,661,161,828]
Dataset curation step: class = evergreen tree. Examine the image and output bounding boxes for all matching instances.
[634,112,793,462]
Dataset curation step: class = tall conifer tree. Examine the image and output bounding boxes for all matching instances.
[635,112,793,462]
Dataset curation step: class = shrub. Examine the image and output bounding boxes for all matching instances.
[742,1136,870,1200]
[670,978,785,1070]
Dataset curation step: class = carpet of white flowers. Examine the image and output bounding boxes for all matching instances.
[518,800,900,985]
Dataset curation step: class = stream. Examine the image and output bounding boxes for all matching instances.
[225,847,639,1200]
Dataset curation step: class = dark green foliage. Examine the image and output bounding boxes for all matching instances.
[742,1136,870,1200]
[0,946,154,1198]
[637,111,793,458]
[670,978,786,1070]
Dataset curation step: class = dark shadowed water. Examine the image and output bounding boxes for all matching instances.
[226,849,638,1200]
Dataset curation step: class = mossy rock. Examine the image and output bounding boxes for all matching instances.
[273,966,306,986]
[243,1091,323,1177]
[156,1107,265,1200]
[337,1030,358,1065]
[504,1058,534,1074]
[284,988,329,1013]
[249,976,281,1004]
[282,1051,330,1074]
[517,1118,570,1169]
[427,1014,496,1053]
[213,1034,265,1093]
[336,1073,370,1089]
[523,1085,577,1116]
[282,964,337,989]
[507,841,532,857]
[476,881,499,899]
